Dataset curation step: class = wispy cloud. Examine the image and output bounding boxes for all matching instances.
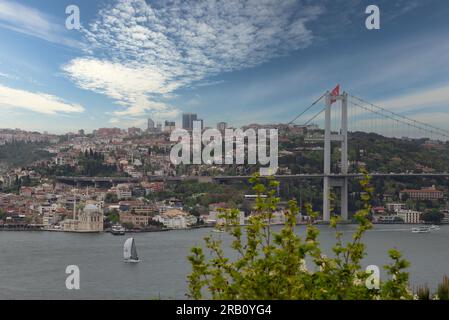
[63,0,324,121]
[0,0,82,48]
[0,84,84,115]
[0,71,16,79]
[375,84,449,112]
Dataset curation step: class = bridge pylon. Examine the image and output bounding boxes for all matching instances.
[323,91,349,222]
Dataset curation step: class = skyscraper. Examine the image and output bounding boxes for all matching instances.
[147,118,155,131]
[182,113,197,131]
[217,122,227,131]
[164,121,176,133]
[197,119,204,130]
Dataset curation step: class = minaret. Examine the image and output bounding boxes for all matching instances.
[73,195,76,220]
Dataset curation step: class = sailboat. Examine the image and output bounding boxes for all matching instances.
[123,237,140,263]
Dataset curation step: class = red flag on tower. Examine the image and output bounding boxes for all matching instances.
[330,84,340,104]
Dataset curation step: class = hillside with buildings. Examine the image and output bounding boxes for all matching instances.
[0,121,448,231]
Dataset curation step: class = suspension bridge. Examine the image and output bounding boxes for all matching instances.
[216,87,449,222]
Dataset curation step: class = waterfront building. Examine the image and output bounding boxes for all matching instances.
[396,209,422,224]
[61,219,78,232]
[61,204,103,233]
[43,211,60,227]
[371,206,385,215]
[207,210,245,226]
[119,212,150,228]
[153,209,196,229]
[77,204,104,232]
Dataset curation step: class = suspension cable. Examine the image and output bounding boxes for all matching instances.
[287,92,327,125]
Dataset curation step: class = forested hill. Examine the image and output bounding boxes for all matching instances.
[349,132,449,173]
[280,131,449,174]
[0,141,51,169]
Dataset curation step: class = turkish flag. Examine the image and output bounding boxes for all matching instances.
[330,84,340,104]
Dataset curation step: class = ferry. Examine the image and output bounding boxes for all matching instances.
[412,226,431,233]
[111,224,126,236]
[429,225,440,231]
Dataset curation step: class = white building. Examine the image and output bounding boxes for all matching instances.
[153,209,197,229]
[61,204,103,232]
[116,184,132,200]
[386,203,406,212]
[270,211,288,225]
[207,210,245,226]
[397,209,422,224]
[43,211,60,227]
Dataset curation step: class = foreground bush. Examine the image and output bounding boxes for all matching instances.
[187,172,413,300]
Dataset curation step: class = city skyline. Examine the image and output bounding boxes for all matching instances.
[0,0,449,133]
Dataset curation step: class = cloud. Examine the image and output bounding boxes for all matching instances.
[0,0,82,48]
[63,0,324,120]
[0,71,14,79]
[375,84,449,112]
[0,84,84,115]
[62,57,175,116]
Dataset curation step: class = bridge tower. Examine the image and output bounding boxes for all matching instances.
[323,91,349,222]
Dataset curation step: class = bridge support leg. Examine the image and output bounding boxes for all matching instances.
[323,93,332,222]
[323,176,330,222]
[341,178,348,221]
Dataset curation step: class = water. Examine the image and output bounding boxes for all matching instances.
[0,224,448,300]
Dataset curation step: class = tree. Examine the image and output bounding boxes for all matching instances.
[108,209,120,224]
[187,171,412,300]
[421,209,444,224]
[105,193,118,204]
[122,222,134,230]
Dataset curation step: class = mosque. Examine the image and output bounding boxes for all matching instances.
[62,204,104,233]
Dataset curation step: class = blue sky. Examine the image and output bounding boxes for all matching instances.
[0,0,449,134]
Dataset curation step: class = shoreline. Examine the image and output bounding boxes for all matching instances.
[1,222,447,233]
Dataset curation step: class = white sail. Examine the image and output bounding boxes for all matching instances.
[123,238,133,260]
[124,237,139,262]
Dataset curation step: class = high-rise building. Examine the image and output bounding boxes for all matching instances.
[182,113,197,131]
[217,122,227,131]
[156,122,162,132]
[147,118,155,131]
[197,119,204,130]
[164,121,176,133]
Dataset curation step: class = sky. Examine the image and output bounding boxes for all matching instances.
[0,0,449,134]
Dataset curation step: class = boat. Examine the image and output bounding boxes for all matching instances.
[111,224,125,235]
[123,237,140,263]
[412,226,431,233]
[429,225,440,231]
